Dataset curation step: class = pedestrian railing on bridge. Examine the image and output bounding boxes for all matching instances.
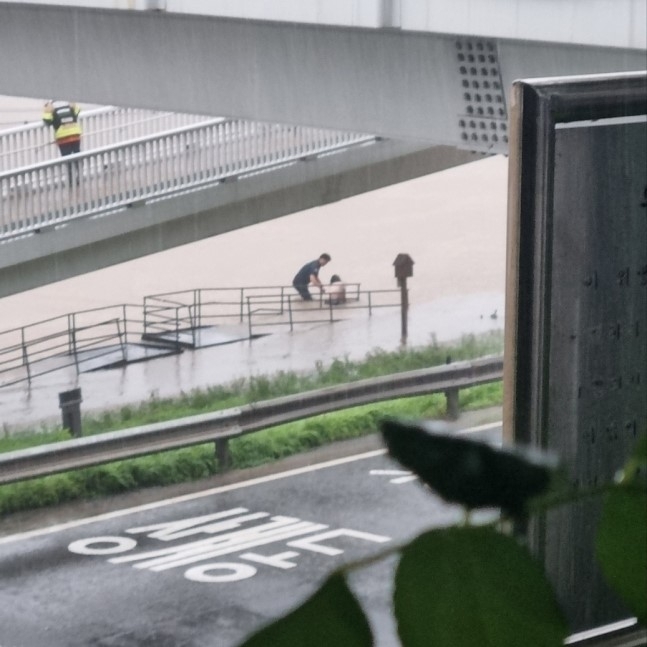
[0,105,220,172]
[0,285,401,388]
[0,119,376,240]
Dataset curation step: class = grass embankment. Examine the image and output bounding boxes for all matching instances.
[0,332,504,516]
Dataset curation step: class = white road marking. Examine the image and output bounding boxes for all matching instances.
[390,475,419,484]
[0,449,385,545]
[184,562,257,583]
[0,421,501,546]
[369,469,418,484]
[369,470,408,476]
[456,421,500,434]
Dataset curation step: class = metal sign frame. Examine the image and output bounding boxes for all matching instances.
[503,71,647,632]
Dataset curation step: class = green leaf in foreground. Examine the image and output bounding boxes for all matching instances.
[237,572,372,647]
[596,485,647,625]
[394,526,567,647]
[381,418,558,517]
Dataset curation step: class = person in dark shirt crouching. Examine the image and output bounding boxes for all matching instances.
[292,253,331,301]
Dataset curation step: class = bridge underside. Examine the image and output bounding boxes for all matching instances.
[0,141,477,297]
[0,4,643,150]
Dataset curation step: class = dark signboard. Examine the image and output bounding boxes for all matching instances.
[503,72,646,632]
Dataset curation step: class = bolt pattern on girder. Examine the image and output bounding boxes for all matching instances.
[456,39,508,154]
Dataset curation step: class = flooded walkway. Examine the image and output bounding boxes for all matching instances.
[0,155,508,432]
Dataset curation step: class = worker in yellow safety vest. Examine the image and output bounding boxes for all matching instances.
[43,100,82,184]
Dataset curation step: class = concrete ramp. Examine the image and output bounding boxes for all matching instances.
[80,343,181,372]
[141,324,267,350]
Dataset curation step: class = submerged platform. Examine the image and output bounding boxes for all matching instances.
[80,342,181,372]
[141,324,266,350]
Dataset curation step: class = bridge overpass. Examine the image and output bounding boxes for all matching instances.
[0,0,644,149]
[0,0,644,294]
[0,105,477,297]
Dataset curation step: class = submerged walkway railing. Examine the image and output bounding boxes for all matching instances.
[142,284,384,341]
[0,304,146,388]
[0,284,400,388]
[0,119,375,240]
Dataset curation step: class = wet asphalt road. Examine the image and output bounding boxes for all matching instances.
[0,426,501,647]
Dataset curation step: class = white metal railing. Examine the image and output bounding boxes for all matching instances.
[0,119,375,240]
[0,105,220,172]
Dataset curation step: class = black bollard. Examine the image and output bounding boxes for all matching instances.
[59,388,83,437]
